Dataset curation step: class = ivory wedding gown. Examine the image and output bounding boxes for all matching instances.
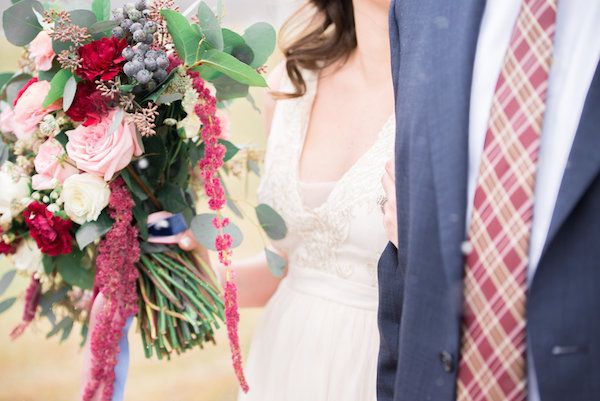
[238,71,395,401]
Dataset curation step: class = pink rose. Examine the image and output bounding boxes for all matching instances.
[32,138,79,190]
[29,31,55,72]
[13,80,60,140]
[66,109,142,181]
[0,101,15,134]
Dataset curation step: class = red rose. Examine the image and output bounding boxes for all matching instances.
[23,202,73,256]
[76,37,127,81]
[66,81,110,126]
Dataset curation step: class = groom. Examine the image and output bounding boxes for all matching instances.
[378,1,600,401]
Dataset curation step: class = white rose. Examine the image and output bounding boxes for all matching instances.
[61,173,110,225]
[0,162,31,229]
[12,237,43,274]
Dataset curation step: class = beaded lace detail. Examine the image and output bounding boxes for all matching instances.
[258,71,395,285]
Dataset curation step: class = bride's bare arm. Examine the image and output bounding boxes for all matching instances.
[218,63,289,308]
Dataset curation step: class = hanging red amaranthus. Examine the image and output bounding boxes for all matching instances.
[10,275,41,339]
[188,69,248,392]
[83,178,140,401]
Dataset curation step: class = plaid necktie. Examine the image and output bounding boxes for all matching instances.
[456,1,558,400]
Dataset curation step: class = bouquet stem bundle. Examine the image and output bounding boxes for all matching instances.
[137,250,224,359]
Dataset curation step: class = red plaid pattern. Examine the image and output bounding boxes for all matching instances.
[456,1,558,400]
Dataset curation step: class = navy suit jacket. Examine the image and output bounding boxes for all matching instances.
[377,1,600,400]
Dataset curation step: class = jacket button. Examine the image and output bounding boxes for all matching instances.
[439,351,454,373]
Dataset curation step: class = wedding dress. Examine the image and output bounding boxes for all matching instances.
[238,70,395,401]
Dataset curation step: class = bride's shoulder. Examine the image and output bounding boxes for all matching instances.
[264,61,288,137]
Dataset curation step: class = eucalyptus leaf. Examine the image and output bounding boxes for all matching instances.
[55,250,94,290]
[222,28,245,53]
[62,75,77,111]
[157,183,190,213]
[89,20,119,35]
[2,0,44,46]
[75,212,114,250]
[0,270,17,297]
[69,9,97,28]
[91,0,111,21]
[198,49,267,87]
[0,297,16,314]
[133,203,149,240]
[42,255,55,275]
[213,75,249,101]
[197,2,223,50]
[243,22,276,68]
[43,69,72,108]
[247,159,260,176]
[161,9,203,65]
[256,203,287,240]
[0,140,8,168]
[190,213,243,251]
[47,316,73,339]
[60,317,74,342]
[226,198,243,219]
[4,73,32,106]
[265,248,286,277]
[0,72,14,90]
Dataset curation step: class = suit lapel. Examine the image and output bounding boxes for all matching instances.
[542,62,600,257]
[426,0,486,282]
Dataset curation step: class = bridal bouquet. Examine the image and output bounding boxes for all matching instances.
[0,0,284,399]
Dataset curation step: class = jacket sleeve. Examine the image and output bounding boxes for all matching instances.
[378,4,403,399]
[377,242,403,401]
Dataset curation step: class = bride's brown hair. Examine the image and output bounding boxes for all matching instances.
[277,0,356,98]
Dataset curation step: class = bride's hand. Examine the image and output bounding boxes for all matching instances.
[381,159,398,248]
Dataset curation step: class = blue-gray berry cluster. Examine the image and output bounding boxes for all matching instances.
[112,1,168,91]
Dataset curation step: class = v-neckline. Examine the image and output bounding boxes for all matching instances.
[293,71,395,213]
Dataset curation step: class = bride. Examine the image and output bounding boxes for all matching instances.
[234,0,394,399]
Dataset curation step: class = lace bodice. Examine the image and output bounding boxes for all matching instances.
[258,70,395,287]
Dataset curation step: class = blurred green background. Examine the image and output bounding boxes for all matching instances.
[0,0,298,399]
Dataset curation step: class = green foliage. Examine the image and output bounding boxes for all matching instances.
[0,140,8,167]
[2,0,44,46]
[256,203,287,240]
[69,9,97,27]
[243,22,276,68]
[55,249,94,290]
[265,248,286,277]
[190,213,243,251]
[3,73,32,106]
[91,0,111,21]
[0,72,14,90]
[161,9,203,65]
[0,297,16,314]
[46,316,74,342]
[42,69,72,108]
[62,75,77,111]
[0,270,17,297]
[199,49,267,87]
[157,183,190,214]
[75,212,114,250]
[42,254,55,275]
[197,1,223,50]
[89,20,119,36]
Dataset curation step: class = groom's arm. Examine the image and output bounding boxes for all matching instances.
[377,3,403,400]
[377,242,403,401]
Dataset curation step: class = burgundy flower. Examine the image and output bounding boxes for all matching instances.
[23,201,73,256]
[76,37,127,81]
[0,239,16,255]
[66,81,110,126]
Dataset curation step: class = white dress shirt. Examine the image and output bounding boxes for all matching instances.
[467,1,600,400]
